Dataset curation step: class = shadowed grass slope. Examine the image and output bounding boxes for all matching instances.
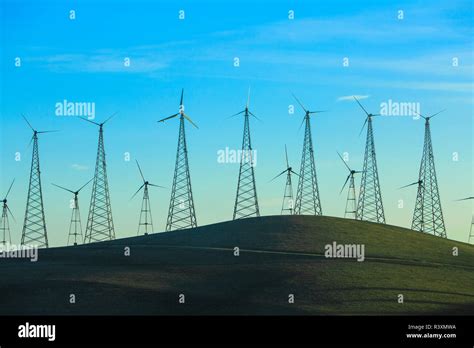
[0,215,472,315]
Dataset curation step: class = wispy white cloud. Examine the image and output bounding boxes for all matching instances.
[338,95,370,101]
[26,40,197,74]
[24,3,472,88]
[31,52,168,73]
[350,51,473,77]
[248,19,452,45]
[364,79,474,93]
[230,5,471,47]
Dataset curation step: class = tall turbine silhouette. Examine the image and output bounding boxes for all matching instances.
[52,179,92,246]
[401,110,447,238]
[158,89,198,231]
[21,116,56,248]
[292,94,324,215]
[231,88,260,219]
[456,196,473,243]
[131,160,164,235]
[337,152,362,219]
[270,145,298,215]
[1,180,15,246]
[80,114,116,243]
[354,97,386,224]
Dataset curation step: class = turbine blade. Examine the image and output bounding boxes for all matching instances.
[249,111,262,122]
[429,109,446,119]
[157,113,179,123]
[77,178,94,192]
[183,113,199,129]
[148,183,165,188]
[309,110,327,114]
[399,181,420,189]
[291,93,307,113]
[22,114,35,131]
[37,130,59,134]
[340,175,351,194]
[359,118,368,137]
[103,111,118,125]
[7,205,15,222]
[298,116,306,132]
[180,89,184,106]
[353,96,370,116]
[285,145,289,168]
[407,105,422,118]
[136,160,145,183]
[79,117,100,126]
[228,110,245,119]
[290,169,300,177]
[26,136,33,150]
[4,179,15,199]
[337,151,352,172]
[51,183,75,194]
[131,183,145,200]
[269,170,287,182]
[455,196,474,201]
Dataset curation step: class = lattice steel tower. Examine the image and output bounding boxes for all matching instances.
[232,89,260,219]
[21,117,54,248]
[131,160,163,235]
[354,97,385,224]
[1,180,15,246]
[158,89,198,231]
[293,94,324,215]
[337,152,362,219]
[270,145,298,215]
[405,111,447,238]
[52,179,92,246]
[81,115,116,243]
[456,196,473,243]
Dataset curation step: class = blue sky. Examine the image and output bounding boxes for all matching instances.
[0,0,472,246]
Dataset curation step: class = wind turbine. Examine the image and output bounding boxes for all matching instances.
[292,93,325,215]
[400,180,423,190]
[404,108,447,238]
[353,97,385,224]
[80,113,116,243]
[337,152,362,219]
[270,145,299,215]
[21,115,57,248]
[158,89,198,231]
[52,179,93,246]
[1,179,15,246]
[231,87,261,220]
[399,178,423,225]
[131,160,164,235]
[455,196,473,243]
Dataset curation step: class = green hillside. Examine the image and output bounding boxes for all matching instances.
[0,215,473,315]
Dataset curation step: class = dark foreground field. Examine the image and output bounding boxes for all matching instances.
[0,215,473,315]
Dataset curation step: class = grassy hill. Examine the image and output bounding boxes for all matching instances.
[0,215,473,315]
